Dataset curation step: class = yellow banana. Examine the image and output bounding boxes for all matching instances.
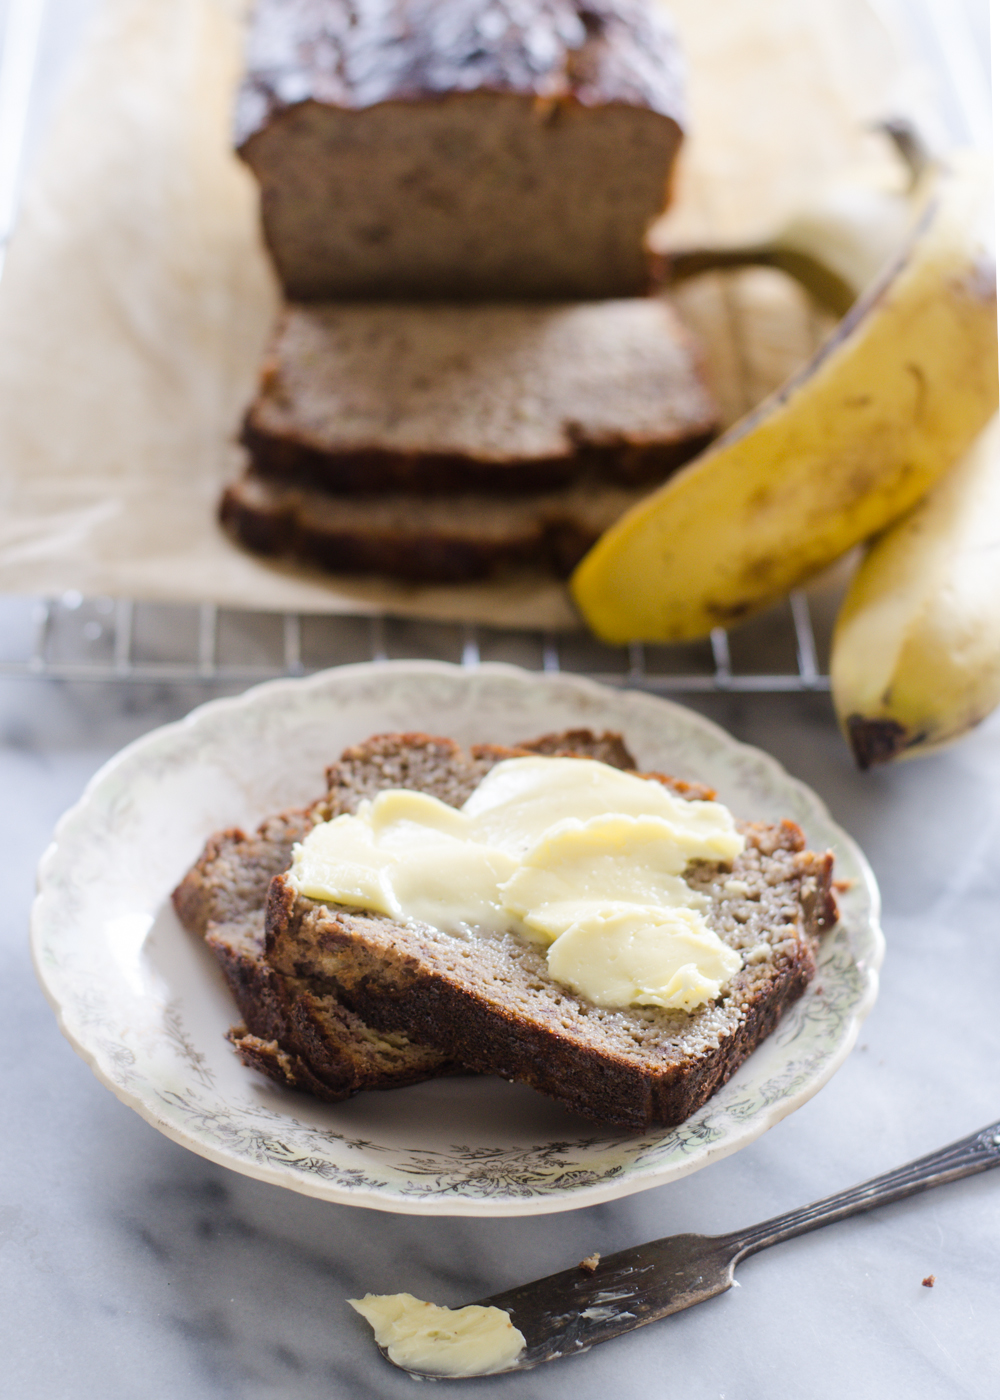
[570,151,997,644]
[831,414,1000,768]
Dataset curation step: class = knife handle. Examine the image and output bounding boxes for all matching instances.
[724,1120,1000,1261]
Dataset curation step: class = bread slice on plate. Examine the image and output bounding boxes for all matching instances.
[172,730,639,1099]
[235,0,685,301]
[172,809,454,1100]
[174,731,836,1126]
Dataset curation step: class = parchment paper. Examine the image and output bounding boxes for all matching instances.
[0,0,921,626]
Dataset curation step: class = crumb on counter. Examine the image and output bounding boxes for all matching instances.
[922,1274,936,1288]
[579,1253,601,1274]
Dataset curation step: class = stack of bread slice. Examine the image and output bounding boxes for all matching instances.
[174,729,836,1127]
[221,0,720,582]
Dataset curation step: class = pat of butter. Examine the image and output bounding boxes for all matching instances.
[291,756,745,1011]
[501,814,711,942]
[546,904,742,1010]
[293,812,400,916]
[464,757,744,863]
[295,793,517,932]
[348,1293,526,1377]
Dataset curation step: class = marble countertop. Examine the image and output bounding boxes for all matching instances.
[3,673,998,1399]
[2,2,995,1394]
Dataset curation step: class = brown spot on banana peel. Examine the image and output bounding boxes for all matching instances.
[747,485,775,515]
[740,554,780,586]
[846,716,912,769]
[905,362,928,420]
[704,598,757,625]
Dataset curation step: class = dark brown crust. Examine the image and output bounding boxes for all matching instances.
[241,414,716,494]
[172,811,313,944]
[235,0,685,141]
[225,1026,339,1098]
[218,471,639,582]
[508,728,637,770]
[205,921,292,1046]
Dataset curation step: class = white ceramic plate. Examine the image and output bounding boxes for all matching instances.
[32,662,882,1216]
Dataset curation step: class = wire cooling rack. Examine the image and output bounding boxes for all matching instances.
[0,587,833,693]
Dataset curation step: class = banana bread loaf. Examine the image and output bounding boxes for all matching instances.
[235,0,686,300]
[239,300,718,493]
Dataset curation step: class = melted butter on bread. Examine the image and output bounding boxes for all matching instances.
[291,756,743,1011]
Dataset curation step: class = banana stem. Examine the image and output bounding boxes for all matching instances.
[658,245,857,316]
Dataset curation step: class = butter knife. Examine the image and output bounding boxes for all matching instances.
[380,1120,1000,1378]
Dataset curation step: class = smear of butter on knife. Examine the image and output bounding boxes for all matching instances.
[349,1292,526,1377]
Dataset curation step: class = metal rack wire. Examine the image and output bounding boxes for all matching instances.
[0,588,832,693]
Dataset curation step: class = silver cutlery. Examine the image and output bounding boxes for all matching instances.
[382,1120,1000,1378]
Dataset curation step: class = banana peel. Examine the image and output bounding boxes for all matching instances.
[831,414,1000,768]
[570,151,998,644]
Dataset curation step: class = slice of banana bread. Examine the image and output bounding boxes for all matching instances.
[266,817,835,1127]
[220,470,656,582]
[172,729,643,1098]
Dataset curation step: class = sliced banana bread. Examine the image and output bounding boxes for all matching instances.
[239,301,718,494]
[265,813,836,1127]
[220,470,655,582]
[172,729,642,1098]
[172,809,455,1098]
[235,0,685,300]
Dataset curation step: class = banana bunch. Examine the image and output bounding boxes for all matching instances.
[831,415,1000,768]
[570,149,998,653]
